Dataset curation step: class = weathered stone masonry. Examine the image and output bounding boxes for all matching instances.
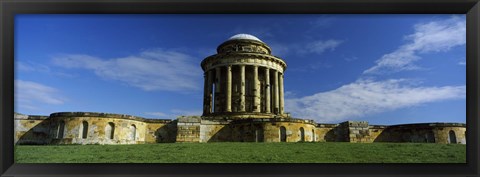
[15,112,466,144]
[14,34,466,145]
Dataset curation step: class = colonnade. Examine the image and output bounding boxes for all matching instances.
[203,64,284,116]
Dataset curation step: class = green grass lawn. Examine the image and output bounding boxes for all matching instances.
[15,142,465,163]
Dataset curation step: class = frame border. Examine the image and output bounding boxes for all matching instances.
[1,0,479,176]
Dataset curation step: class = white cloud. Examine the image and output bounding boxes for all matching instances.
[144,112,169,118]
[364,16,466,74]
[16,61,74,78]
[309,16,335,29]
[270,39,343,57]
[52,49,202,92]
[344,56,358,62]
[268,42,291,57]
[15,80,64,111]
[171,109,202,116]
[144,109,202,119]
[304,39,344,55]
[17,62,36,72]
[458,61,466,66]
[285,79,465,123]
[284,91,297,98]
[16,61,51,73]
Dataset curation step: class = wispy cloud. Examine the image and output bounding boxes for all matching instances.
[309,16,336,29]
[52,49,203,92]
[268,42,291,57]
[303,39,344,55]
[458,61,466,66]
[16,61,73,78]
[15,80,65,111]
[344,56,358,62]
[231,26,275,39]
[364,16,466,74]
[270,39,344,57]
[171,109,202,116]
[17,61,51,73]
[285,79,465,123]
[144,109,202,119]
[144,112,169,118]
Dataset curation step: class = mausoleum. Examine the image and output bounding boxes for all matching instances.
[14,34,466,145]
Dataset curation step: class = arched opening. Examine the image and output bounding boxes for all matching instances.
[79,121,88,139]
[255,127,264,142]
[56,121,65,139]
[239,127,245,142]
[130,124,136,141]
[448,130,457,144]
[105,122,115,139]
[312,129,315,142]
[279,126,287,142]
[299,127,305,142]
[426,130,435,143]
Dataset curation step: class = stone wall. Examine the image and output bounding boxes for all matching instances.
[14,113,52,145]
[176,116,201,142]
[15,112,173,145]
[373,123,466,144]
[14,112,466,145]
[314,124,347,142]
[145,120,177,143]
[198,118,317,142]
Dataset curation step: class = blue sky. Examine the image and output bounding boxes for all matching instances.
[14,14,466,125]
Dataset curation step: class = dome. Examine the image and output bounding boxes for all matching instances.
[228,34,263,42]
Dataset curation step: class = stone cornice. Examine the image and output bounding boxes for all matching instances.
[49,112,172,123]
[385,122,466,128]
[201,53,287,72]
[217,39,272,54]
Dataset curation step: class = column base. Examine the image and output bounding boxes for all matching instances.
[202,112,286,119]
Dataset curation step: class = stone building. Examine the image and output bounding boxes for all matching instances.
[14,34,466,145]
[201,34,287,118]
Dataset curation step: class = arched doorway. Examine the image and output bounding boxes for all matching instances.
[130,124,136,141]
[448,130,457,144]
[57,121,65,139]
[279,126,287,142]
[79,121,88,139]
[426,130,435,143]
[299,127,305,142]
[105,122,115,139]
[255,127,264,142]
[312,129,315,142]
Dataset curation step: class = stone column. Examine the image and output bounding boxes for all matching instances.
[264,68,271,113]
[273,70,279,114]
[279,72,284,115]
[207,70,213,114]
[253,65,260,112]
[203,72,208,114]
[203,70,213,114]
[214,67,221,113]
[239,65,246,112]
[226,65,232,112]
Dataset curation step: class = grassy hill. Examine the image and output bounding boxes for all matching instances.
[15,142,465,163]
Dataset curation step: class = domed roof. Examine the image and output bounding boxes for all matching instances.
[228,34,263,42]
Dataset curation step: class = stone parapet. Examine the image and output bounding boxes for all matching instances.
[14,112,48,120]
[387,122,466,128]
[50,112,172,123]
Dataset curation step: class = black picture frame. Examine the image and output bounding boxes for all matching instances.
[1,0,479,176]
